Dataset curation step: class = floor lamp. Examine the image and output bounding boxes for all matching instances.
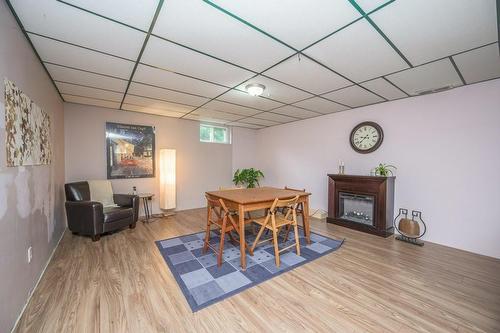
[160,148,176,217]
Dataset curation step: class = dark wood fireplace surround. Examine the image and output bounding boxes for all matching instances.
[327,174,395,237]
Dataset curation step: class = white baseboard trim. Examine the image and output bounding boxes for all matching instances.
[10,227,67,333]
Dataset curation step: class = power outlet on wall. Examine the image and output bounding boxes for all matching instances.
[27,246,32,263]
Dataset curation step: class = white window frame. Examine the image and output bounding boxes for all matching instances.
[199,123,231,144]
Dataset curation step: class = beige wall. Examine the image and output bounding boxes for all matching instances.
[254,79,500,259]
[0,2,66,332]
[64,103,234,212]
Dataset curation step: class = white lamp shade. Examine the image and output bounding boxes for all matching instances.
[160,149,176,210]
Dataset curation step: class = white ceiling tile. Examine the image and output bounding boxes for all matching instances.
[153,0,293,72]
[29,33,134,79]
[122,104,186,118]
[293,97,349,114]
[236,76,312,104]
[46,63,127,92]
[229,122,264,129]
[192,109,242,121]
[63,0,159,31]
[208,0,361,49]
[183,114,229,124]
[304,19,408,82]
[360,78,407,100]
[386,59,463,95]
[133,64,227,98]
[355,0,392,13]
[56,82,123,102]
[128,82,209,107]
[142,36,254,87]
[12,0,145,60]
[242,118,280,126]
[252,112,296,123]
[63,94,120,109]
[370,0,498,65]
[453,43,500,84]
[217,89,283,111]
[203,100,260,117]
[322,85,384,107]
[271,105,321,119]
[263,55,351,94]
[123,95,195,114]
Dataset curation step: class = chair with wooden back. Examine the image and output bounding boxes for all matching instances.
[218,186,257,233]
[284,186,305,213]
[204,194,250,267]
[283,186,306,238]
[249,195,301,267]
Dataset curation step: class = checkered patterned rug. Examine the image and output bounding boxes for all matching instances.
[155,228,344,312]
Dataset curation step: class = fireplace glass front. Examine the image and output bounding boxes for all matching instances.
[338,192,375,226]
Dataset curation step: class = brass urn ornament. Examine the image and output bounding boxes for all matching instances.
[393,209,426,246]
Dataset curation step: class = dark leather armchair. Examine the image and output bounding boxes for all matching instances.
[65,181,139,241]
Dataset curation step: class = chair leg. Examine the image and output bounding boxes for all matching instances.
[91,234,100,242]
[283,224,292,242]
[272,227,280,267]
[293,222,301,256]
[228,230,238,245]
[129,222,136,229]
[217,217,228,267]
[203,216,211,254]
[246,211,256,235]
[250,223,267,256]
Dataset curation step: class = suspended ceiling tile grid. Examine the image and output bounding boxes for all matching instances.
[8,0,499,129]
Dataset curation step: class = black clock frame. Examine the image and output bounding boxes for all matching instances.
[350,121,384,154]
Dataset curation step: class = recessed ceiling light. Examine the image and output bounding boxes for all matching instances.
[245,83,266,96]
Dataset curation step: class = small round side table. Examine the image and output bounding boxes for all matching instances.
[137,193,154,222]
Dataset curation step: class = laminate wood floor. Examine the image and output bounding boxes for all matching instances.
[14,208,500,333]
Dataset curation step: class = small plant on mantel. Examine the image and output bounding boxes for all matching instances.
[373,163,397,176]
[233,168,264,188]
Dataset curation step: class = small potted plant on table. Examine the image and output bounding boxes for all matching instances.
[233,168,264,188]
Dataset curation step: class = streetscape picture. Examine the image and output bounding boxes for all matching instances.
[106,122,155,179]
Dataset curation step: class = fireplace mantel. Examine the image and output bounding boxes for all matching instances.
[327,174,395,237]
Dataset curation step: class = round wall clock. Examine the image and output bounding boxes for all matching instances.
[350,121,384,154]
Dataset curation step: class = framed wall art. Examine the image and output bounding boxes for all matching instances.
[106,122,155,179]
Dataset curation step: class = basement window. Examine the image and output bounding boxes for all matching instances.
[199,124,230,144]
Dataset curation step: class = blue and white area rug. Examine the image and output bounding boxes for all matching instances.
[155,228,344,312]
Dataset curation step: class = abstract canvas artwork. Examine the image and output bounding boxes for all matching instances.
[4,78,51,166]
[106,122,155,179]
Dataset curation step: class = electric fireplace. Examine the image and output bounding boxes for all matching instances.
[338,192,375,226]
[327,174,395,237]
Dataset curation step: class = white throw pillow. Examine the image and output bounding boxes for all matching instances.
[88,180,116,207]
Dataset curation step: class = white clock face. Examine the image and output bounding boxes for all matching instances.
[352,125,380,151]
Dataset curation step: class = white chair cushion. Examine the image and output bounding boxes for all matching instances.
[88,180,116,207]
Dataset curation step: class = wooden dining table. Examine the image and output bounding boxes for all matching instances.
[205,186,311,270]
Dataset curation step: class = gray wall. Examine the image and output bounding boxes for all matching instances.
[0,1,66,332]
[64,103,234,212]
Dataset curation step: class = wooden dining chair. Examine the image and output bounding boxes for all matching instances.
[249,195,301,267]
[282,186,306,239]
[218,186,257,234]
[204,194,249,267]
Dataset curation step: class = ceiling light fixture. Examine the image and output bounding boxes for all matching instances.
[245,83,265,96]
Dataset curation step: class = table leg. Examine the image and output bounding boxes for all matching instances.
[141,198,148,223]
[239,204,246,270]
[303,196,311,244]
[147,197,152,219]
[142,198,149,222]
